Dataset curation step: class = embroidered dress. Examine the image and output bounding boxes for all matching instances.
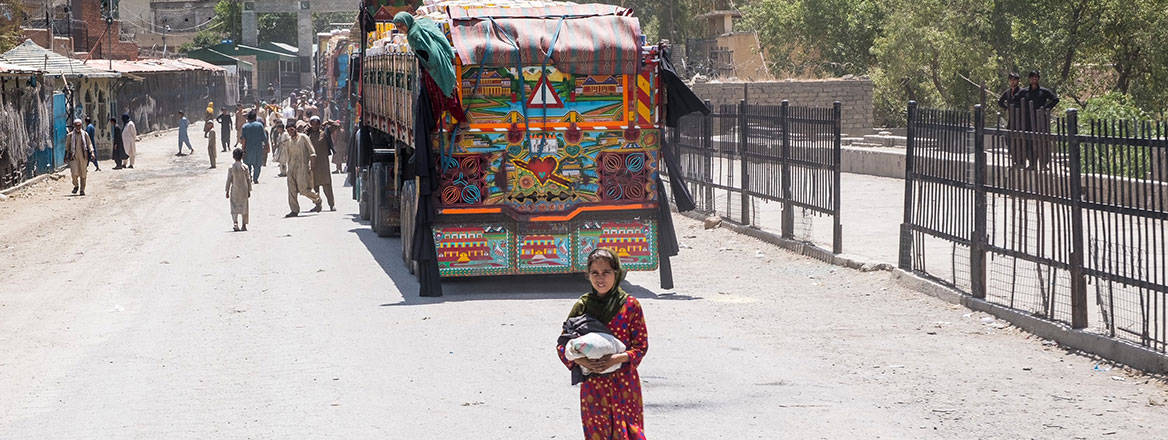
[558,296,648,440]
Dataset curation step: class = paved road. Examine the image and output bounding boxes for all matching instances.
[1,129,1166,439]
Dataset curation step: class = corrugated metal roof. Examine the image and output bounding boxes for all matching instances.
[268,42,299,55]
[0,61,41,74]
[175,58,227,72]
[85,58,229,73]
[0,40,119,78]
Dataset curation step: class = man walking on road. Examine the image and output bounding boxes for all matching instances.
[217,108,233,152]
[109,117,127,169]
[282,120,322,217]
[66,119,95,196]
[239,111,269,184]
[122,114,138,169]
[177,111,194,156]
[84,118,101,171]
[307,116,336,211]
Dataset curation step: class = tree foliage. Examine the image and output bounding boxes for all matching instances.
[181,4,356,52]
[0,2,26,54]
[740,0,1168,125]
[258,14,297,46]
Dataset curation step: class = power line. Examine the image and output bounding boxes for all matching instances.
[118,14,219,34]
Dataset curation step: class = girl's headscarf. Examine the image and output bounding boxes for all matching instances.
[393,12,457,98]
[568,248,629,324]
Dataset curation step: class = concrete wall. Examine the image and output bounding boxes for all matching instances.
[21,29,75,56]
[714,33,771,82]
[692,79,874,136]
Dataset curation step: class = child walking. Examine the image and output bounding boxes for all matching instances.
[205,119,218,168]
[225,148,252,231]
[557,248,649,439]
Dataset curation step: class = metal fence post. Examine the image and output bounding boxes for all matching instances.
[899,101,918,270]
[780,100,794,238]
[832,101,843,254]
[972,104,988,299]
[702,100,714,212]
[738,99,751,225]
[1067,108,1088,329]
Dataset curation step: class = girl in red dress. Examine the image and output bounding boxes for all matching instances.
[558,248,649,440]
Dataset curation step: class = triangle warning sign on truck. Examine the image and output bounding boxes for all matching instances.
[527,76,564,108]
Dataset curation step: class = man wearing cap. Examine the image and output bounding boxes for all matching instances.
[998,72,1026,168]
[1022,70,1060,169]
[238,110,269,183]
[307,116,336,211]
[65,119,95,196]
[122,114,138,169]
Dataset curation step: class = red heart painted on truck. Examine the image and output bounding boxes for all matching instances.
[512,156,570,187]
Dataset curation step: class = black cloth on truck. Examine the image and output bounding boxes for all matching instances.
[654,175,680,258]
[411,86,443,297]
[660,46,710,128]
[656,45,703,213]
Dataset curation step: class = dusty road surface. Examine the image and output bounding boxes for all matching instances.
[1,129,1166,439]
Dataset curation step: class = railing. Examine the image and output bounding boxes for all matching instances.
[667,99,843,253]
[901,101,1168,353]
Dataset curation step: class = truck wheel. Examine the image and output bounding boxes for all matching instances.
[400,179,417,274]
[358,168,370,221]
[371,163,392,237]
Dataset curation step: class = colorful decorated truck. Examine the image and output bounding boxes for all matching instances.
[358,0,687,292]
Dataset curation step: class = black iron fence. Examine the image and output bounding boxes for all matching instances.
[900,101,1168,353]
[667,99,843,253]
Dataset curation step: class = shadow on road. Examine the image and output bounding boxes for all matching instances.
[349,226,679,305]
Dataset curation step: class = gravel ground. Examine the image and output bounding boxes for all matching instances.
[0,129,1166,439]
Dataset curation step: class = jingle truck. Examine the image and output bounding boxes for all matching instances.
[357,0,684,292]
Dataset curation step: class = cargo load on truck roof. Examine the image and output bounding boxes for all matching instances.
[373,1,644,75]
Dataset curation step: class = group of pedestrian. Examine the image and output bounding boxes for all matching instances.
[997,70,1060,170]
[213,94,348,231]
[65,114,139,196]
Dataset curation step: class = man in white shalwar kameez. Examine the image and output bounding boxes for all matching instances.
[282,122,322,217]
[121,114,138,168]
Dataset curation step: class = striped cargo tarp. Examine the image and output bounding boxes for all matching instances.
[449,8,642,75]
[446,4,632,19]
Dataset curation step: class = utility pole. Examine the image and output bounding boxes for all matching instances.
[45,1,52,52]
[162,24,170,57]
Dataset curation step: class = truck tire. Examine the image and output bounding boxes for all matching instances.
[371,163,393,237]
[400,179,417,275]
[358,168,370,221]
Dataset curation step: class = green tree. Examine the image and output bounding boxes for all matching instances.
[180,0,240,52]
[0,2,26,53]
[742,0,886,77]
[258,13,297,46]
[738,0,1168,125]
